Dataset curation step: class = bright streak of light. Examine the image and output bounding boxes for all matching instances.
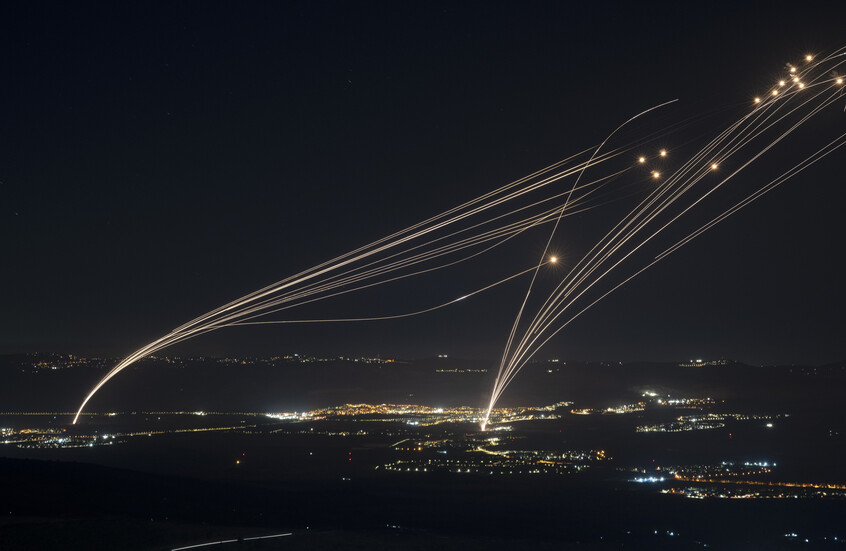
[171,539,238,551]
[171,533,292,550]
[243,533,294,542]
[225,263,548,327]
[479,99,679,434]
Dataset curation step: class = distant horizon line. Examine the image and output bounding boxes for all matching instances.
[3,350,844,368]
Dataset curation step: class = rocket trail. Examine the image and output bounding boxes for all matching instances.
[73,47,845,425]
[72,146,624,423]
[481,47,846,429]
[227,260,553,326]
[491,99,679,426]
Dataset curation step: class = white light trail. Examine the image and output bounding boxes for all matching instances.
[171,539,237,551]
[72,47,846,425]
[171,532,292,550]
[480,47,846,429]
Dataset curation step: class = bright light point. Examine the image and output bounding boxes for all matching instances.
[837,78,844,85]
[793,77,800,83]
[772,90,778,96]
[549,256,558,264]
[652,171,660,179]
[805,54,813,61]
[790,67,797,73]
[638,156,646,163]
[798,82,804,89]
[659,149,667,157]
[711,163,718,170]
[778,80,785,86]
[754,97,761,103]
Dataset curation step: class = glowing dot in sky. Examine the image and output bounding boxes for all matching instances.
[659,149,667,157]
[805,54,813,61]
[754,97,761,103]
[711,163,718,170]
[638,156,646,163]
[549,256,558,264]
[652,171,660,179]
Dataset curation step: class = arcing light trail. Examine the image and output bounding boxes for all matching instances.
[226,260,555,326]
[71,144,635,423]
[494,98,680,415]
[73,48,845,426]
[481,48,846,429]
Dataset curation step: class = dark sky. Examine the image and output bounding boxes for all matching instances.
[2,1,845,364]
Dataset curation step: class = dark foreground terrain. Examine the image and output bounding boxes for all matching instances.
[2,445,845,550]
[2,356,845,549]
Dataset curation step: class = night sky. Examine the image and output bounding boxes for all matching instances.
[3,2,845,364]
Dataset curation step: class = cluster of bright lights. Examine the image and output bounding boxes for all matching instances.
[640,147,720,178]
[635,149,669,180]
[633,476,666,483]
[752,52,846,106]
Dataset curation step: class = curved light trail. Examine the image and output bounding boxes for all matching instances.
[73,48,845,425]
[481,47,846,429]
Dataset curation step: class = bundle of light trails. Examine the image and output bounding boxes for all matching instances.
[73,48,846,428]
